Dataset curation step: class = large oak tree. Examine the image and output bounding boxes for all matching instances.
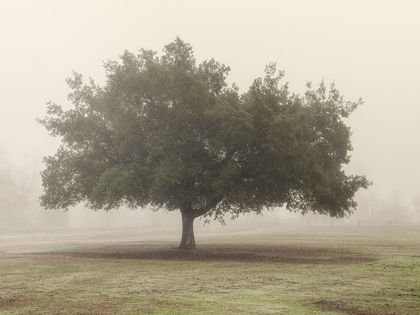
[38,38,370,249]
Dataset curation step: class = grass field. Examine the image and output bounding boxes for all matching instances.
[1,222,419,314]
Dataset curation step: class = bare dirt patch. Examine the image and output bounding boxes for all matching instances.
[29,243,375,264]
[0,297,34,310]
[313,300,402,315]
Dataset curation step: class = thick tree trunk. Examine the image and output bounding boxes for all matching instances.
[179,211,196,250]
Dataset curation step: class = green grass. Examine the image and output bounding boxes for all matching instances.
[1,223,419,314]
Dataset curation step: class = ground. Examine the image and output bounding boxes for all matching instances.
[0,222,419,314]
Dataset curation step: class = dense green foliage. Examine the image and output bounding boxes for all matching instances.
[38,38,369,237]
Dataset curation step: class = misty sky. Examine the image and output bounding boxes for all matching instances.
[1,0,419,201]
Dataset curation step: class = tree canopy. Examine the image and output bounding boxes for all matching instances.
[38,37,370,249]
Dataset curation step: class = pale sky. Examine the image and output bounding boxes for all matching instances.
[1,0,419,200]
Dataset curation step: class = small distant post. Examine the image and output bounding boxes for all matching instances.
[388,220,391,226]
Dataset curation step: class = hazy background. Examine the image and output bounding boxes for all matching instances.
[1,0,419,231]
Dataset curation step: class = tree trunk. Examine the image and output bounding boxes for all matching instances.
[179,211,196,250]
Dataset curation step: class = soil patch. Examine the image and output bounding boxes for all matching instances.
[313,300,402,315]
[0,297,34,309]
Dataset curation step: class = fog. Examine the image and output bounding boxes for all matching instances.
[1,0,419,232]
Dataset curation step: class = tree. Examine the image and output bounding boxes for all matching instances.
[383,190,411,224]
[38,38,370,249]
[0,168,28,231]
[412,194,420,223]
[0,165,37,231]
[0,163,69,232]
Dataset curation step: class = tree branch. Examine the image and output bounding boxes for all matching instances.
[193,195,223,218]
